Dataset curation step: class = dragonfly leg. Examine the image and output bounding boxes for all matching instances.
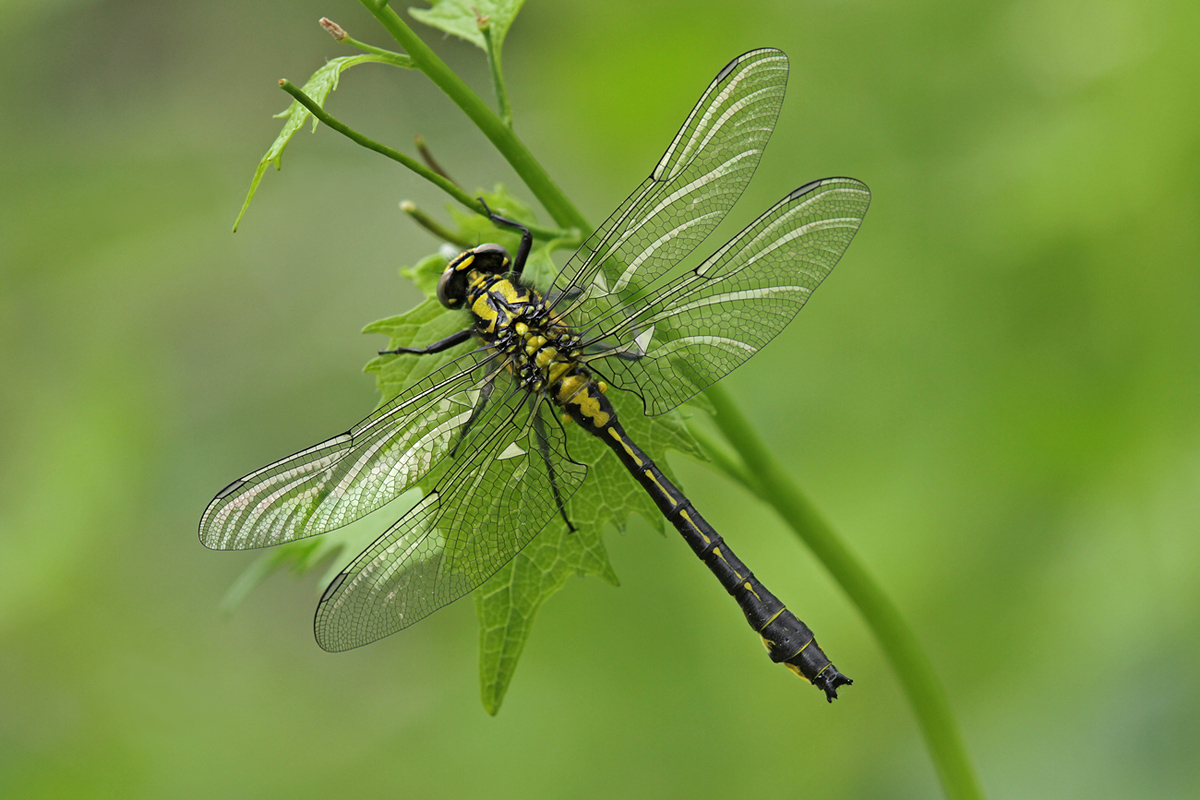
[479,196,532,278]
[583,342,645,362]
[379,328,472,356]
[450,377,495,457]
[533,410,577,532]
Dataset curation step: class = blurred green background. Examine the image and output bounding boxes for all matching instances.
[2,0,1197,797]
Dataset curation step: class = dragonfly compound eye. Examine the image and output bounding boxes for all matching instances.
[436,265,466,308]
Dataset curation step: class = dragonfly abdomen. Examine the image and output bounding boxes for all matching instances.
[602,420,852,701]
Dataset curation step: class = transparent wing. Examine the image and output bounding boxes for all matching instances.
[314,389,587,651]
[198,347,504,550]
[546,48,788,330]
[579,178,871,415]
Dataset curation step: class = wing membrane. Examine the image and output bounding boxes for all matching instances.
[314,391,586,651]
[580,178,871,415]
[548,49,788,330]
[199,348,502,550]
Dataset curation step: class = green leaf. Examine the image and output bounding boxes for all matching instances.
[363,296,470,407]
[477,389,702,714]
[399,252,449,298]
[233,54,406,232]
[221,536,342,612]
[368,282,705,716]
[408,0,526,52]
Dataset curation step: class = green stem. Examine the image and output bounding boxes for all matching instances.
[479,19,512,127]
[278,80,569,242]
[414,135,458,185]
[400,200,473,249]
[320,17,414,66]
[358,1,591,235]
[702,385,985,800]
[684,419,761,493]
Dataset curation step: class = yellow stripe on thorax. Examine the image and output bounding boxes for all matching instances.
[471,288,499,334]
[494,279,520,304]
[471,294,496,319]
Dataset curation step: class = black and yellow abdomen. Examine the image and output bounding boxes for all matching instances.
[461,269,849,699]
[602,419,851,699]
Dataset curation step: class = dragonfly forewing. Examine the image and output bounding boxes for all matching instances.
[199,348,501,551]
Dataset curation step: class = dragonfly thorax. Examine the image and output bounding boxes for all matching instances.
[462,271,612,430]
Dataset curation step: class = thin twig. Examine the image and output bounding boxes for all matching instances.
[401,201,473,249]
[277,80,571,242]
[320,17,414,67]
[359,0,590,234]
[414,135,457,185]
[477,14,512,127]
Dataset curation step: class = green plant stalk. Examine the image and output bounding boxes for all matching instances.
[348,8,985,797]
[479,21,513,127]
[342,36,414,67]
[279,80,569,242]
[320,17,413,66]
[359,1,591,235]
[702,387,985,800]
[400,201,473,249]
[684,419,761,493]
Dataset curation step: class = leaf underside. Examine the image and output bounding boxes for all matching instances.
[409,0,527,51]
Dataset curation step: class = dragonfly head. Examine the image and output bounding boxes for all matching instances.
[437,243,512,309]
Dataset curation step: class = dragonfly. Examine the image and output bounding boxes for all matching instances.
[200,48,869,702]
